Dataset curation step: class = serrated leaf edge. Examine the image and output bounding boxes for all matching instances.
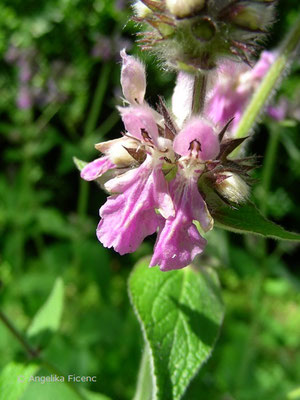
[128,259,224,400]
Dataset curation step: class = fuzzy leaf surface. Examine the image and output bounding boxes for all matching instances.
[213,202,300,241]
[129,259,224,400]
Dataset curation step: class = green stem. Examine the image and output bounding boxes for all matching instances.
[133,344,153,400]
[0,310,87,400]
[260,124,281,216]
[0,310,39,358]
[192,73,207,115]
[92,110,120,139]
[35,103,61,135]
[77,63,112,219]
[84,63,111,138]
[77,178,90,218]
[234,15,300,142]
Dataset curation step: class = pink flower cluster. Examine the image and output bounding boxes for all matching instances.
[81,50,270,271]
[81,51,218,270]
[206,51,278,133]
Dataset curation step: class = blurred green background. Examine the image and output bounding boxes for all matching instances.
[0,1,300,399]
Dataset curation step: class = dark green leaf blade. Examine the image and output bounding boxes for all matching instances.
[129,258,224,400]
[213,202,300,241]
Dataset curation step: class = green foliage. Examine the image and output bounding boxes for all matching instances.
[21,381,111,400]
[0,363,39,400]
[213,202,300,241]
[74,157,88,172]
[129,258,224,400]
[0,0,300,399]
[27,277,64,343]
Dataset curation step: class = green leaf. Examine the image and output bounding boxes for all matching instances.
[82,388,111,400]
[0,362,39,400]
[73,157,88,172]
[27,277,64,340]
[212,202,300,241]
[21,381,111,400]
[36,208,75,239]
[288,387,300,400]
[129,258,224,400]
[133,344,153,400]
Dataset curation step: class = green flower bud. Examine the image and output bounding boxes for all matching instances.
[221,1,275,32]
[215,172,249,204]
[133,1,153,18]
[165,0,205,19]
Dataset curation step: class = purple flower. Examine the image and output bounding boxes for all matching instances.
[17,85,33,109]
[92,35,132,62]
[81,50,251,271]
[267,98,288,122]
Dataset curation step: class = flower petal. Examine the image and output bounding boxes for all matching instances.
[119,105,159,145]
[250,51,276,81]
[150,214,206,271]
[172,71,194,128]
[173,118,220,160]
[120,49,146,105]
[81,156,115,181]
[150,172,212,271]
[97,157,174,255]
[105,156,174,218]
[206,83,247,131]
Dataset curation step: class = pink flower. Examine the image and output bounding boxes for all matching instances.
[150,137,214,271]
[173,118,220,160]
[206,51,276,135]
[80,50,250,271]
[98,155,174,255]
[81,156,115,181]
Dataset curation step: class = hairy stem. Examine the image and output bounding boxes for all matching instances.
[192,73,207,115]
[234,15,300,141]
[133,344,153,400]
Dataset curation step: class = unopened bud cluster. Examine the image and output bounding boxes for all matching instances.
[133,0,276,72]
